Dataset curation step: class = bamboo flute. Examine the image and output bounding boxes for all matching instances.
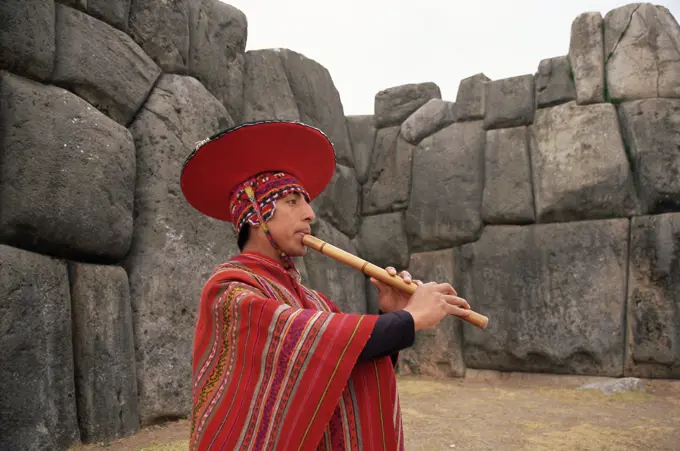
[302,234,489,330]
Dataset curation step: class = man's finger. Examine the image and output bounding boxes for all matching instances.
[446,304,471,317]
[413,279,424,286]
[385,266,397,276]
[442,295,470,310]
[399,270,412,284]
[434,282,458,296]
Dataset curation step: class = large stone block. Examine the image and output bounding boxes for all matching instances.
[406,121,485,252]
[618,99,680,214]
[0,245,79,450]
[70,263,139,443]
[242,49,300,122]
[346,115,376,184]
[483,74,535,129]
[279,49,354,167]
[303,219,367,314]
[356,212,409,270]
[126,74,238,424]
[374,82,441,128]
[482,126,535,224]
[53,4,161,126]
[85,0,132,31]
[535,55,576,108]
[0,72,136,262]
[362,127,412,215]
[626,213,680,378]
[604,4,680,101]
[458,219,629,376]
[454,73,490,121]
[529,101,638,222]
[189,0,246,123]
[128,0,190,73]
[400,99,456,145]
[568,12,605,104]
[399,248,465,378]
[311,163,360,237]
[0,0,54,81]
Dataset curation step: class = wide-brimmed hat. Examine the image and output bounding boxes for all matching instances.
[180,120,336,223]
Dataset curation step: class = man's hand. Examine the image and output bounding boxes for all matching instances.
[370,267,423,313]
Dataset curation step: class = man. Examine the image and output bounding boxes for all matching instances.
[180,120,471,450]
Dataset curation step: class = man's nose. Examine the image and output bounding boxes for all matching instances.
[302,201,316,222]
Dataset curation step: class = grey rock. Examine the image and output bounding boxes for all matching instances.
[618,99,680,214]
[454,73,490,121]
[535,55,576,108]
[579,378,645,395]
[568,12,605,104]
[406,121,485,252]
[346,115,376,184]
[311,164,360,237]
[87,0,132,31]
[69,263,139,443]
[401,99,457,144]
[626,213,680,378]
[53,4,161,126]
[529,101,638,222]
[280,49,354,167]
[362,127,413,215]
[483,74,535,130]
[458,219,629,376]
[605,4,680,101]
[303,219,367,314]
[482,126,535,224]
[57,0,86,9]
[365,274,380,314]
[0,72,136,262]
[357,212,409,270]
[189,0,246,123]
[242,49,299,122]
[0,0,54,81]
[374,82,441,128]
[399,248,465,377]
[0,245,80,450]
[125,74,239,424]
[127,0,190,73]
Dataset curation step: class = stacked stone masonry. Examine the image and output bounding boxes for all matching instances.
[0,0,679,449]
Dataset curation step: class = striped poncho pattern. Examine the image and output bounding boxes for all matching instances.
[190,251,405,450]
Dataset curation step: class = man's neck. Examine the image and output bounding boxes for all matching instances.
[242,239,282,265]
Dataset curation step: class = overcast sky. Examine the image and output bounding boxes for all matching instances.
[222,0,680,116]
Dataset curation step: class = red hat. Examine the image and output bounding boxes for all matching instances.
[180,120,336,223]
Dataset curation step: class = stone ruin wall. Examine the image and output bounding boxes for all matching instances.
[0,0,679,449]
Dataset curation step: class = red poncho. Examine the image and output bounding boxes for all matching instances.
[189,251,405,450]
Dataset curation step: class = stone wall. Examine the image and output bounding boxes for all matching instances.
[0,0,678,449]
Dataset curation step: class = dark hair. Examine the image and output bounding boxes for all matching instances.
[237,224,249,251]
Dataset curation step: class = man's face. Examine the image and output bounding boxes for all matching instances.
[264,192,316,256]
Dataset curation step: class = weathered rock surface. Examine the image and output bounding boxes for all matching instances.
[454,73,490,121]
[127,0,190,73]
[483,74,535,129]
[362,127,413,215]
[280,49,354,167]
[125,74,238,424]
[0,0,55,81]
[458,219,629,376]
[69,263,139,443]
[579,377,645,395]
[626,213,680,378]
[568,12,605,104]
[0,245,79,450]
[311,164,360,237]
[53,4,161,126]
[242,49,300,122]
[406,121,485,252]
[356,212,409,270]
[482,126,535,224]
[399,248,465,377]
[400,99,457,144]
[346,115,376,184]
[0,72,136,262]
[303,219,367,314]
[189,0,246,123]
[618,99,680,214]
[535,55,576,108]
[374,82,441,128]
[85,0,132,31]
[605,4,680,101]
[529,101,638,222]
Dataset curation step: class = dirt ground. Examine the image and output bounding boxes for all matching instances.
[70,370,680,451]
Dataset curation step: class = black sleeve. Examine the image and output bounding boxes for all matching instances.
[357,310,415,363]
